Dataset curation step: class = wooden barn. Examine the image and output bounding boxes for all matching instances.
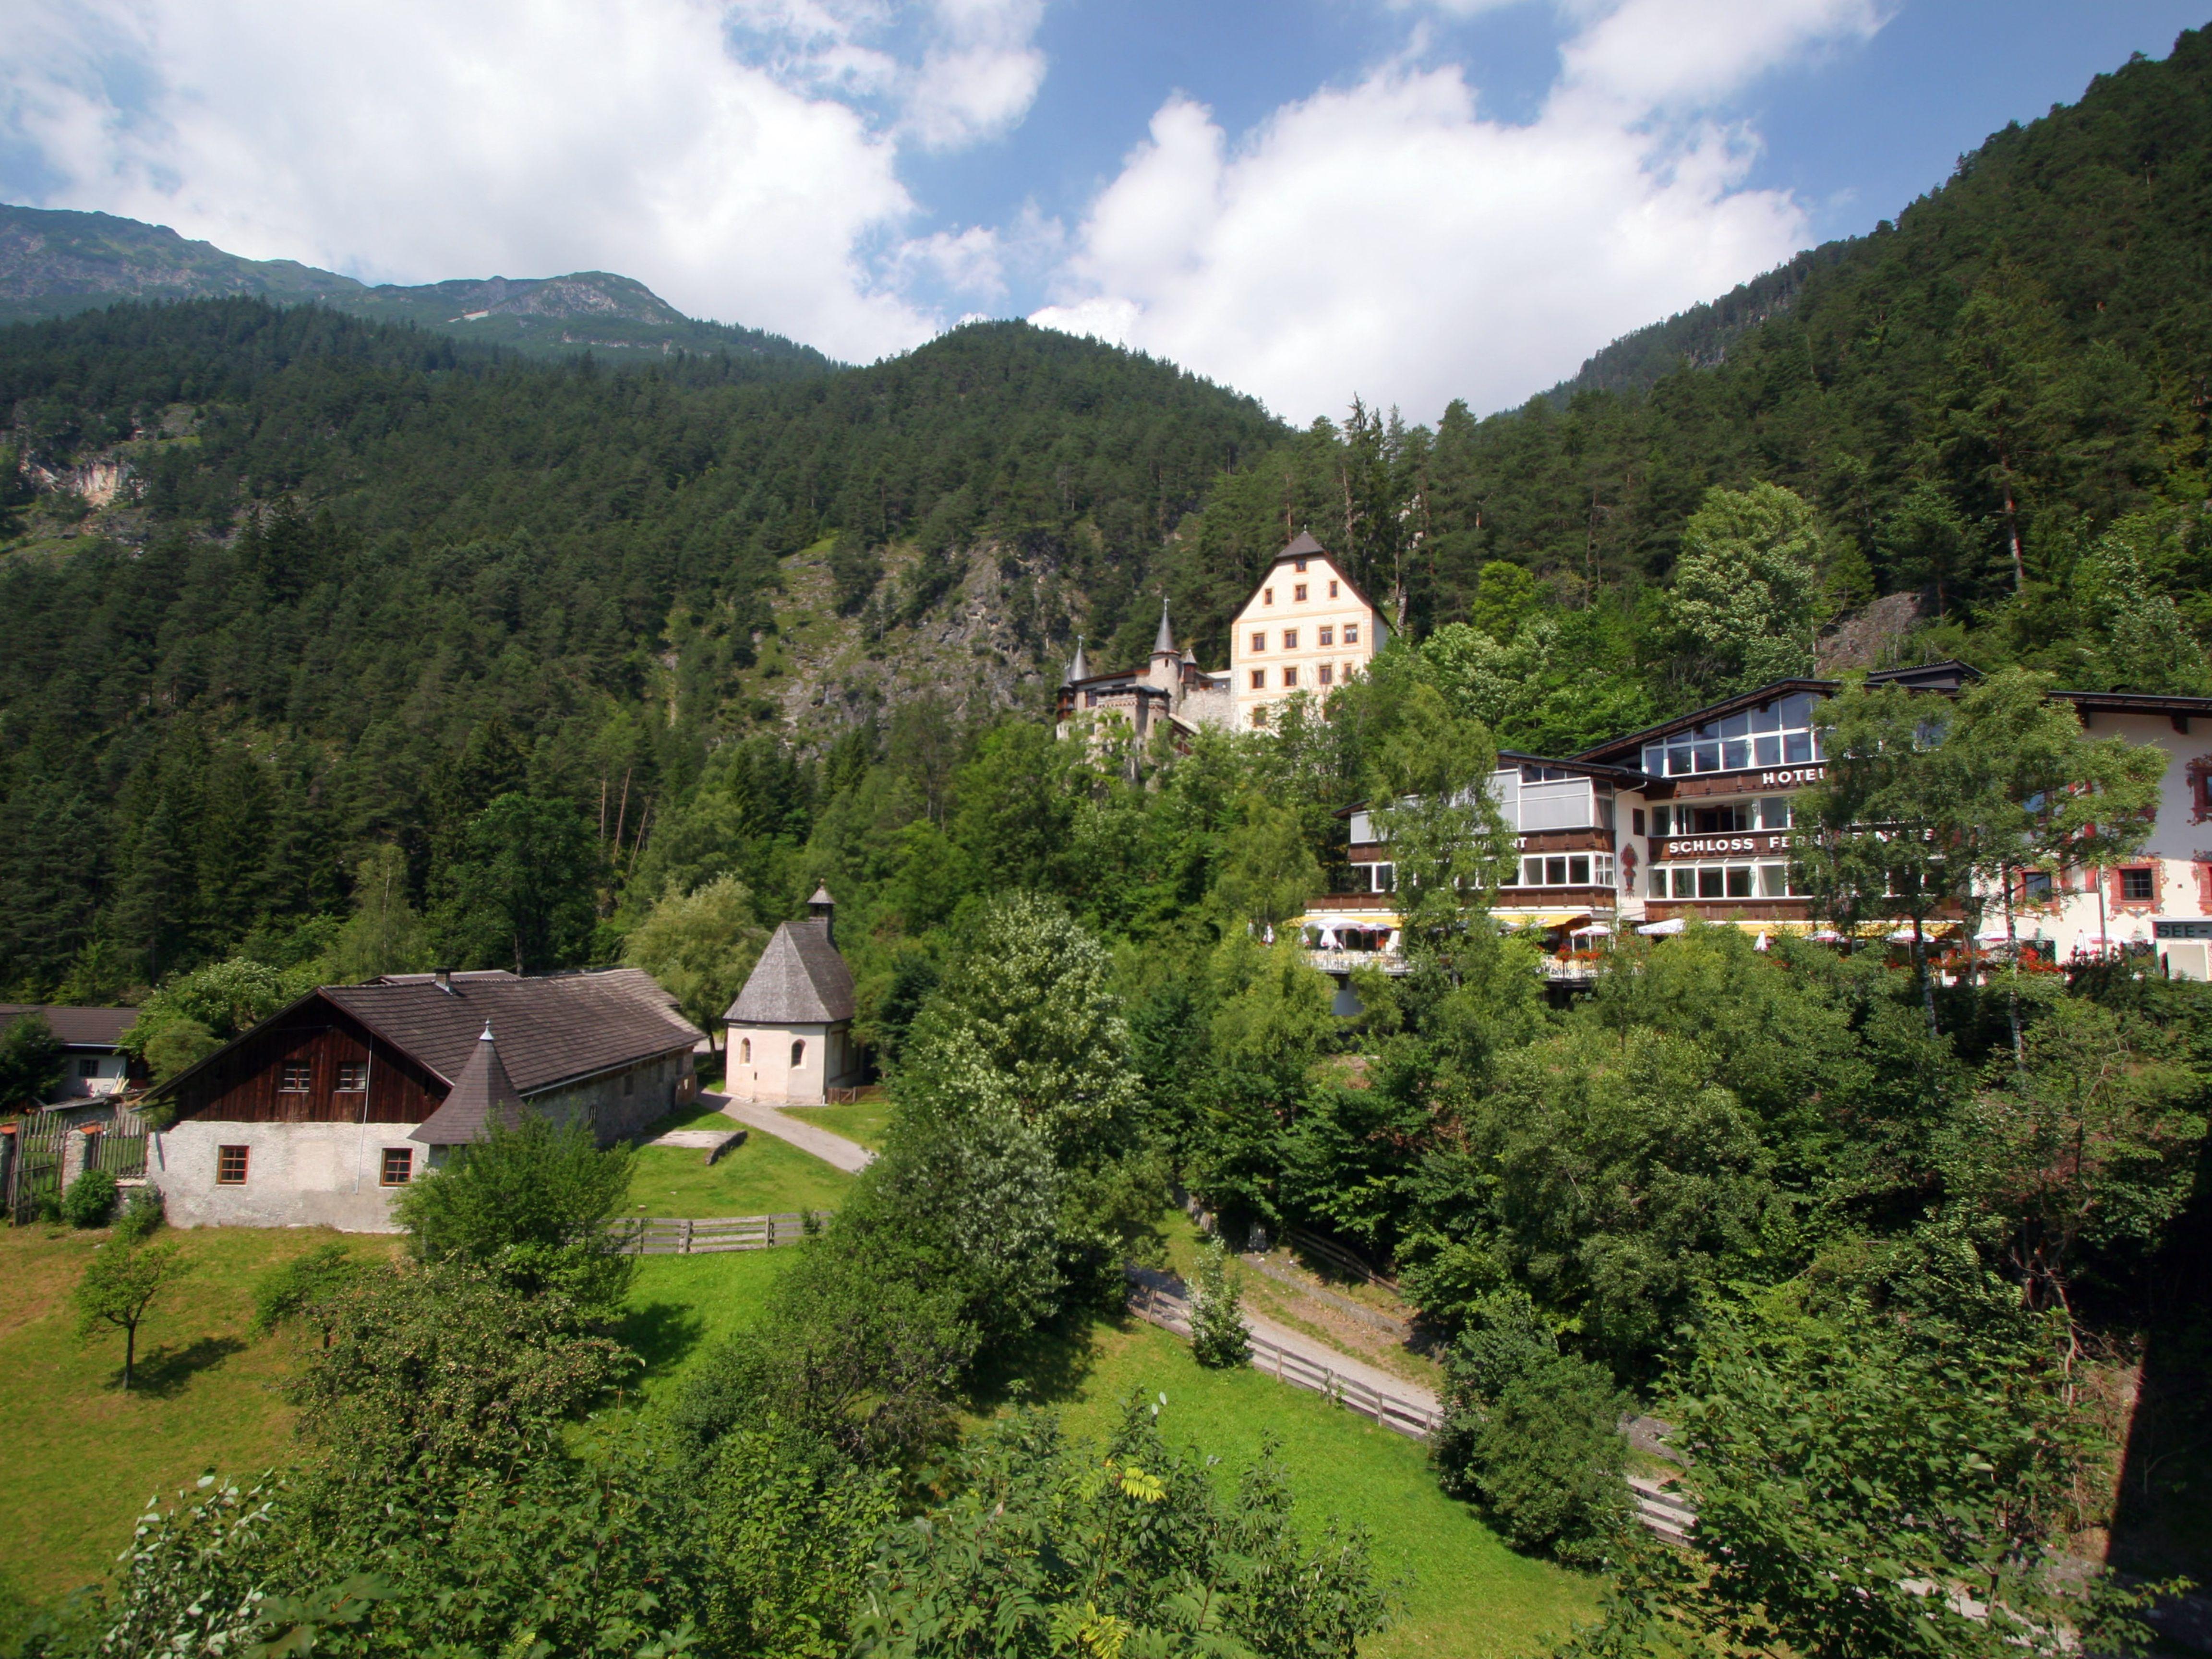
[148,968,700,1230]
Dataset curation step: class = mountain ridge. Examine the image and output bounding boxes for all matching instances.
[0,202,836,378]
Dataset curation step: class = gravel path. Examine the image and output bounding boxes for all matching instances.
[703,1092,876,1174]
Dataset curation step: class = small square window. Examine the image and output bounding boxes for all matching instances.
[1698,867,1726,899]
[1545,856,1568,885]
[2020,870,2054,903]
[1251,631,1267,652]
[2121,866,2156,902]
[1318,625,1334,647]
[1294,583,1308,601]
[1263,587,1274,605]
[380,1147,413,1186]
[1283,629,1298,650]
[217,1145,250,1185]
[1726,866,1754,897]
[1318,663,1334,685]
[1283,666,1298,687]
[335,1062,367,1092]
[78,1057,100,1078]
[1671,867,1697,898]
[1250,669,1266,689]
[1343,623,1359,644]
[1568,855,1590,885]
[278,1061,312,1093]
[1293,557,1308,572]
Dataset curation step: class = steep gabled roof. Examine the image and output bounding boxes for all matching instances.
[410,1024,527,1145]
[724,918,854,1025]
[0,1005,138,1048]
[317,967,698,1095]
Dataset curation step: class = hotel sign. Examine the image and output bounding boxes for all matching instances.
[1653,832,1796,859]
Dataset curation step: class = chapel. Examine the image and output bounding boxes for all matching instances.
[722,887,864,1104]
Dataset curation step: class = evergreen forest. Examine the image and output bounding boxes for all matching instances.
[2,24,2212,1659]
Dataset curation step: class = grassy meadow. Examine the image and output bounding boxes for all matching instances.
[0,1122,1597,1656]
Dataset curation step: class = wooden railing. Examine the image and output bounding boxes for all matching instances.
[613,1212,818,1255]
[1125,1278,1442,1440]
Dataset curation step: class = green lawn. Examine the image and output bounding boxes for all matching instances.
[625,1129,853,1219]
[977,1318,1598,1659]
[612,1249,792,1408]
[0,1224,400,1603]
[781,1094,893,1151]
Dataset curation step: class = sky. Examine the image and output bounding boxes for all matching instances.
[2,0,2204,424]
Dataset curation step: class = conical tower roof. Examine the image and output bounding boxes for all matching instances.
[410,1022,527,1145]
[1153,598,1177,657]
[1064,636,1090,686]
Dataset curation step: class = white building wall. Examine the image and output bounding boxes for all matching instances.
[153,1118,413,1232]
[726,1022,862,1104]
[1230,553,1383,731]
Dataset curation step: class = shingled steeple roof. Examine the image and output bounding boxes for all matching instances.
[724,916,855,1025]
[1153,599,1176,656]
[409,1022,526,1145]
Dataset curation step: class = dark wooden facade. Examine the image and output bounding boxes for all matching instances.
[171,999,446,1126]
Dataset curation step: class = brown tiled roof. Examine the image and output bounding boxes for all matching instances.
[0,1005,138,1049]
[724,920,854,1025]
[410,1025,527,1144]
[322,968,698,1095]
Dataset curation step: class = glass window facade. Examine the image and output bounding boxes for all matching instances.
[1649,861,1796,899]
[1641,692,1824,777]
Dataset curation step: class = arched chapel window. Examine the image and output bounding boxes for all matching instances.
[739,1038,750,1064]
[791,1039,806,1068]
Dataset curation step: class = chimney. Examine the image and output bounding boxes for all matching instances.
[807,886,835,949]
[434,967,454,995]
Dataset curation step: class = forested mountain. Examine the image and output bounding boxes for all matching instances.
[1158,27,2212,745]
[0,301,1280,995]
[6,27,2212,1002]
[0,203,833,371]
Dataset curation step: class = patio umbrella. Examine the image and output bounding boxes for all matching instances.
[1635,918,1685,937]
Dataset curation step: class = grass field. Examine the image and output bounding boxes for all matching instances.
[0,1224,400,1603]
[977,1317,1598,1659]
[625,1124,854,1218]
[781,1094,893,1151]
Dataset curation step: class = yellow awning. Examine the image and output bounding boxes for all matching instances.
[1498,910,1592,929]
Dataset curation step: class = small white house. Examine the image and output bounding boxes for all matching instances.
[724,889,864,1104]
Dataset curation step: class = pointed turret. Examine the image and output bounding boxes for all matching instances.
[808,885,836,948]
[1153,597,1177,658]
[410,1022,527,1146]
[1064,636,1090,685]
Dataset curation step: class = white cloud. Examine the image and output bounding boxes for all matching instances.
[1033,0,1887,421]
[0,0,1054,362]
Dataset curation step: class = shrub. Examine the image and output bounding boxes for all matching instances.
[113,1183,166,1243]
[252,1241,361,1343]
[0,1012,65,1110]
[1434,1291,1629,1564]
[61,1166,119,1228]
[1188,1235,1252,1368]
[74,1240,189,1390]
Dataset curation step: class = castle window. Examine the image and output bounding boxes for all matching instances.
[1284,666,1298,687]
[1319,626,1333,647]
[1319,663,1334,685]
[791,1039,806,1068]
[1250,669,1265,689]
[1343,623,1358,644]
[1294,584,1308,601]
[1283,629,1298,649]
[2120,866,2157,902]
[1251,631,1266,651]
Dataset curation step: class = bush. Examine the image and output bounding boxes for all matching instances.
[61,1167,119,1228]
[1188,1235,1252,1368]
[113,1183,165,1242]
[1435,1291,1629,1564]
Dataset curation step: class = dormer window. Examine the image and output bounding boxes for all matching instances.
[1251,631,1266,651]
[1263,587,1274,605]
[1294,584,1308,601]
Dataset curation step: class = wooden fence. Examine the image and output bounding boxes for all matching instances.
[1125,1273,1697,1543]
[1125,1278,1443,1440]
[3,1106,151,1224]
[614,1213,817,1255]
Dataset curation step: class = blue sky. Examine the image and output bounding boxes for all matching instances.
[4,1,2204,422]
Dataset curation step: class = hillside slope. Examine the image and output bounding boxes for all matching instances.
[0,203,834,375]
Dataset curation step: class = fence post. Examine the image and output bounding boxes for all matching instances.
[683,1218,695,1255]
